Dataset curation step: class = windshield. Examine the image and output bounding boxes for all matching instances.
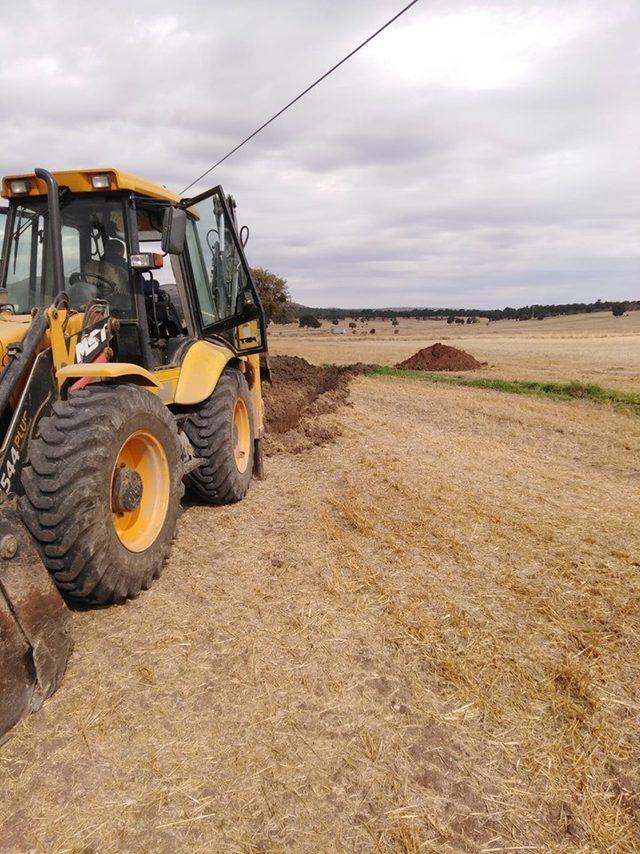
[2,194,133,316]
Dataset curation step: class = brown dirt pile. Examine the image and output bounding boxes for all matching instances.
[397,342,484,372]
[262,356,368,454]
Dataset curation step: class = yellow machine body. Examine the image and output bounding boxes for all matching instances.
[0,165,268,739]
[0,311,265,436]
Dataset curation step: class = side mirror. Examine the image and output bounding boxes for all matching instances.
[161,207,186,255]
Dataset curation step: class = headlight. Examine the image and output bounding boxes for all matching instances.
[9,179,29,195]
[130,253,164,270]
[91,174,111,189]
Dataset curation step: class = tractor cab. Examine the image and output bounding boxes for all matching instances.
[0,168,267,369]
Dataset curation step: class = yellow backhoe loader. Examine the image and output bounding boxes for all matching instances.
[0,167,268,738]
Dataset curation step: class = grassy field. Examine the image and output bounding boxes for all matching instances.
[371,366,640,413]
[0,313,638,851]
[269,310,640,392]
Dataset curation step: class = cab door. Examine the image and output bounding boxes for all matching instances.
[0,208,7,278]
[180,186,266,355]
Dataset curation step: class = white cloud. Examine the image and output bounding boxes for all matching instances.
[0,0,637,308]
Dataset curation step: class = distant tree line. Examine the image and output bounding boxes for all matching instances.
[292,298,635,322]
[250,267,635,325]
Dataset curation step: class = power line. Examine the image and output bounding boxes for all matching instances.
[181,0,421,194]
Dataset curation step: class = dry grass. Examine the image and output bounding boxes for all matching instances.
[269,310,640,392]
[0,372,638,851]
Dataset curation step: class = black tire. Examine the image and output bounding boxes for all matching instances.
[183,367,254,504]
[19,384,184,605]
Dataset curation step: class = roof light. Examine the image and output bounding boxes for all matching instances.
[130,253,164,270]
[91,174,111,189]
[9,179,30,195]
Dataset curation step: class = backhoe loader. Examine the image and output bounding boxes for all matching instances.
[0,167,267,738]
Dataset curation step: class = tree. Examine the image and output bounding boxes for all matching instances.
[299,314,321,329]
[251,267,296,324]
[612,303,627,317]
[331,319,339,326]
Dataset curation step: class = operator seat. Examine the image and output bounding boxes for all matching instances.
[81,239,131,311]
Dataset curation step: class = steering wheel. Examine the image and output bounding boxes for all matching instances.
[69,270,117,297]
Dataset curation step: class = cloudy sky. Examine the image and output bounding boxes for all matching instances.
[0,0,637,308]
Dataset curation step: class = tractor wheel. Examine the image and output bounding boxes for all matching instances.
[19,384,184,605]
[183,367,254,504]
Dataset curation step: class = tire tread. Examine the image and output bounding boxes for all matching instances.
[19,384,184,604]
[184,368,254,505]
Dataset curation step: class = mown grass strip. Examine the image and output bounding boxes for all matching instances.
[369,365,640,412]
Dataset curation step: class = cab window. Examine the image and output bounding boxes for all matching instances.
[135,204,190,366]
[186,192,247,329]
[2,195,134,317]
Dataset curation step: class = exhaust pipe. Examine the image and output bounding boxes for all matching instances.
[34,168,65,298]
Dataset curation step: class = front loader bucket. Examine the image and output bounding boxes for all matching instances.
[0,507,72,739]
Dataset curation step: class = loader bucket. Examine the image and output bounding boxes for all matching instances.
[0,507,72,740]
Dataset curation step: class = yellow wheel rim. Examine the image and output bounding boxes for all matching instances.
[111,431,170,553]
[232,398,251,474]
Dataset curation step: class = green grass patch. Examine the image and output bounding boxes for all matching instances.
[369,365,640,412]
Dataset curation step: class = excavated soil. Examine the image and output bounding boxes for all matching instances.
[397,342,484,371]
[262,356,368,454]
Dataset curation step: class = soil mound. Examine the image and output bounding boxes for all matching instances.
[262,356,368,453]
[397,342,483,372]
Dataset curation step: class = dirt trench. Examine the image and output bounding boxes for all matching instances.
[260,346,484,454]
[262,355,368,454]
